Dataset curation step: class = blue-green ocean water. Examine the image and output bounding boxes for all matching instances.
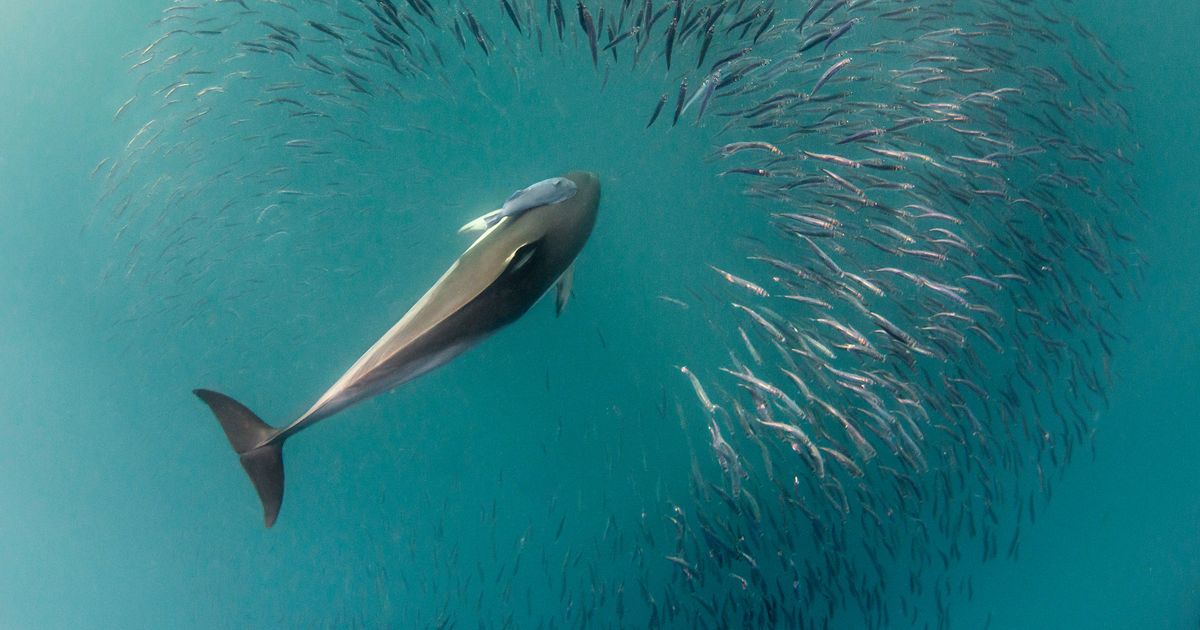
[0,1,1197,628]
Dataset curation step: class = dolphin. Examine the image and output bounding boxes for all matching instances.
[195,170,600,527]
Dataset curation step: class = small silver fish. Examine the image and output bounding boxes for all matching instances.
[460,176,578,232]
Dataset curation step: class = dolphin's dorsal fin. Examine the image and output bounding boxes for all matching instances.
[555,262,575,317]
[458,208,503,233]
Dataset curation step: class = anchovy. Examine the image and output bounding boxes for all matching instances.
[680,366,718,414]
[680,69,720,121]
[603,26,637,51]
[824,18,858,52]
[672,77,688,126]
[710,264,770,297]
[797,0,829,32]
[501,0,522,33]
[697,25,714,69]
[577,1,597,66]
[646,93,667,128]
[710,47,752,74]
[718,142,782,156]
[664,17,677,70]
[810,57,852,99]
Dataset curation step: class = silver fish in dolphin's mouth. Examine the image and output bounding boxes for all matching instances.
[459,176,579,233]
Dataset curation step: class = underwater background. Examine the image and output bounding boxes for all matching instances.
[0,0,1197,628]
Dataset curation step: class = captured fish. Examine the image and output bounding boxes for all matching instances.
[196,171,601,527]
[459,176,578,233]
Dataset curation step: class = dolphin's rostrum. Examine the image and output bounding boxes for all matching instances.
[195,171,601,527]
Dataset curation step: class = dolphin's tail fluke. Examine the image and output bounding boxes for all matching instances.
[193,389,286,528]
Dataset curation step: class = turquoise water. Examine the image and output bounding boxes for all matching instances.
[0,1,1196,628]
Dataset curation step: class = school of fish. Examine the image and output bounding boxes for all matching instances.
[94,0,1141,628]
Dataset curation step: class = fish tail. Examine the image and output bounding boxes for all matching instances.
[458,208,502,233]
[193,389,286,528]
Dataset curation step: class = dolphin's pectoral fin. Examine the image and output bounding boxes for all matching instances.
[194,389,287,528]
[458,208,503,233]
[555,262,575,317]
[503,239,541,275]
